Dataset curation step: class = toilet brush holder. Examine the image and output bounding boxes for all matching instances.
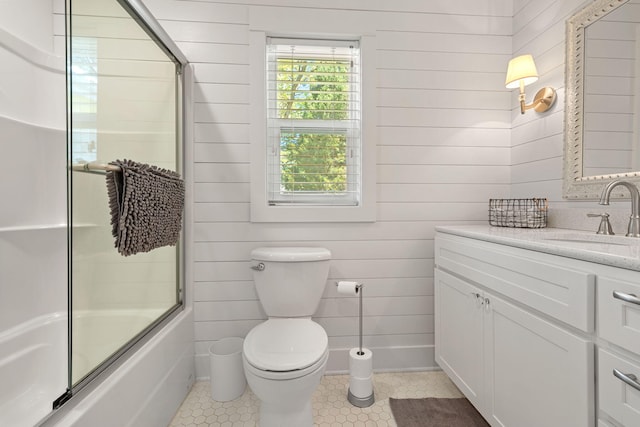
[337,281,375,407]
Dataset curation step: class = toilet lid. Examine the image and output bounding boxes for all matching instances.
[244,319,328,372]
[251,247,331,262]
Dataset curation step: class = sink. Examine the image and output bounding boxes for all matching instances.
[542,232,638,247]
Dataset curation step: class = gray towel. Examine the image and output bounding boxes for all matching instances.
[106,159,184,257]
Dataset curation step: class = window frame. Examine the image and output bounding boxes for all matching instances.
[266,38,360,206]
[250,32,376,223]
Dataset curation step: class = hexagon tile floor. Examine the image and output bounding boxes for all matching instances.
[169,371,463,427]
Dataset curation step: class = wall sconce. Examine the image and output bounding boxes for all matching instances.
[505,54,556,114]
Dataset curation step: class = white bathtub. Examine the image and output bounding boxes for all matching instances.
[46,307,194,427]
[0,312,67,427]
[0,308,174,427]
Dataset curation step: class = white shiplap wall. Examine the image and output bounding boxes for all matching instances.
[145,0,513,377]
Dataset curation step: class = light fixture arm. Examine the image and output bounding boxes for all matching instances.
[517,84,557,115]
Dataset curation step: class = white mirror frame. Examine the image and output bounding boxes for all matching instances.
[563,0,634,199]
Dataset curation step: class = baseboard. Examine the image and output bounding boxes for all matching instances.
[325,345,436,374]
[196,345,436,380]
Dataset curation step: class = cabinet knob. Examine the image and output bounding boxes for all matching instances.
[470,292,483,305]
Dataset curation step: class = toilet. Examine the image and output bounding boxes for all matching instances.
[243,247,331,427]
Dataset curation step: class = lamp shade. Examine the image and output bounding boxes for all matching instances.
[505,54,539,88]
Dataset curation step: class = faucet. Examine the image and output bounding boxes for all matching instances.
[599,180,640,237]
[587,212,614,235]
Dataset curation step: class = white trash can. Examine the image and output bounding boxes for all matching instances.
[209,337,246,401]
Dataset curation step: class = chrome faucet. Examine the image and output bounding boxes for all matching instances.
[587,212,614,235]
[599,180,640,237]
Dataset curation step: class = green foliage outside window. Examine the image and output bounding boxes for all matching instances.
[276,57,350,192]
[280,131,347,192]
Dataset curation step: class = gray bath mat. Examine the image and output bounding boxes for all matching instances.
[106,159,184,256]
[389,397,490,427]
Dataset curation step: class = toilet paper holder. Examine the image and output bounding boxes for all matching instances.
[336,281,375,408]
[336,281,364,354]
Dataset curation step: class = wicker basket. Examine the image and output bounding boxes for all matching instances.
[489,198,548,228]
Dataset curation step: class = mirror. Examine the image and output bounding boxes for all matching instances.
[564,0,640,198]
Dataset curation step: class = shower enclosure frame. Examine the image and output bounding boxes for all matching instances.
[56,0,189,410]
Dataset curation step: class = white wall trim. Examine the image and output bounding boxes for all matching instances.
[325,345,435,374]
[182,63,195,309]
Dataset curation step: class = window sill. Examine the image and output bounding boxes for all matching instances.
[250,203,375,223]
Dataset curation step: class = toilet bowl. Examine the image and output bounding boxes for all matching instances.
[243,318,328,427]
[245,247,331,427]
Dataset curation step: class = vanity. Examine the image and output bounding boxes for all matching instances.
[434,0,640,424]
[434,225,640,427]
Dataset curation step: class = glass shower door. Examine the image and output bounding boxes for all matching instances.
[68,0,182,387]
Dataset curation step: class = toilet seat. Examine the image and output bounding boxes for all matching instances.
[243,318,328,374]
[244,347,329,381]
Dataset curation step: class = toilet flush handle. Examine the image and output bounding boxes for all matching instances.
[251,262,265,271]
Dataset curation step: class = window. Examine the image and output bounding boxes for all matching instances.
[71,37,98,163]
[249,32,376,223]
[266,38,361,206]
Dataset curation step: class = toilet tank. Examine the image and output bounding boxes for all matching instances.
[251,247,331,318]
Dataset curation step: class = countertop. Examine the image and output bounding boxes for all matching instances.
[436,225,640,272]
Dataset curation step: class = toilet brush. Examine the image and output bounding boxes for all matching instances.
[337,281,375,408]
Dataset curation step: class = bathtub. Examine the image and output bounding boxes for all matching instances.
[0,312,67,427]
[0,308,172,427]
[46,307,194,427]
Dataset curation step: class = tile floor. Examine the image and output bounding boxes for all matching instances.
[169,371,463,427]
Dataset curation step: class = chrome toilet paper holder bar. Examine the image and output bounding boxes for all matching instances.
[337,281,374,407]
[336,282,364,354]
[354,283,364,355]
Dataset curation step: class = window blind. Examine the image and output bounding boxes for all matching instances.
[266,37,361,206]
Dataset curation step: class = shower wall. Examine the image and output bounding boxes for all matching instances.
[0,0,67,424]
[0,0,66,328]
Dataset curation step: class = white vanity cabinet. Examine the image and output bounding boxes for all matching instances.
[435,232,595,427]
[436,269,593,426]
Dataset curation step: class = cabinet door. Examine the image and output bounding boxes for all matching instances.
[484,294,594,427]
[598,276,640,355]
[598,348,640,427]
[435,269,484,409]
